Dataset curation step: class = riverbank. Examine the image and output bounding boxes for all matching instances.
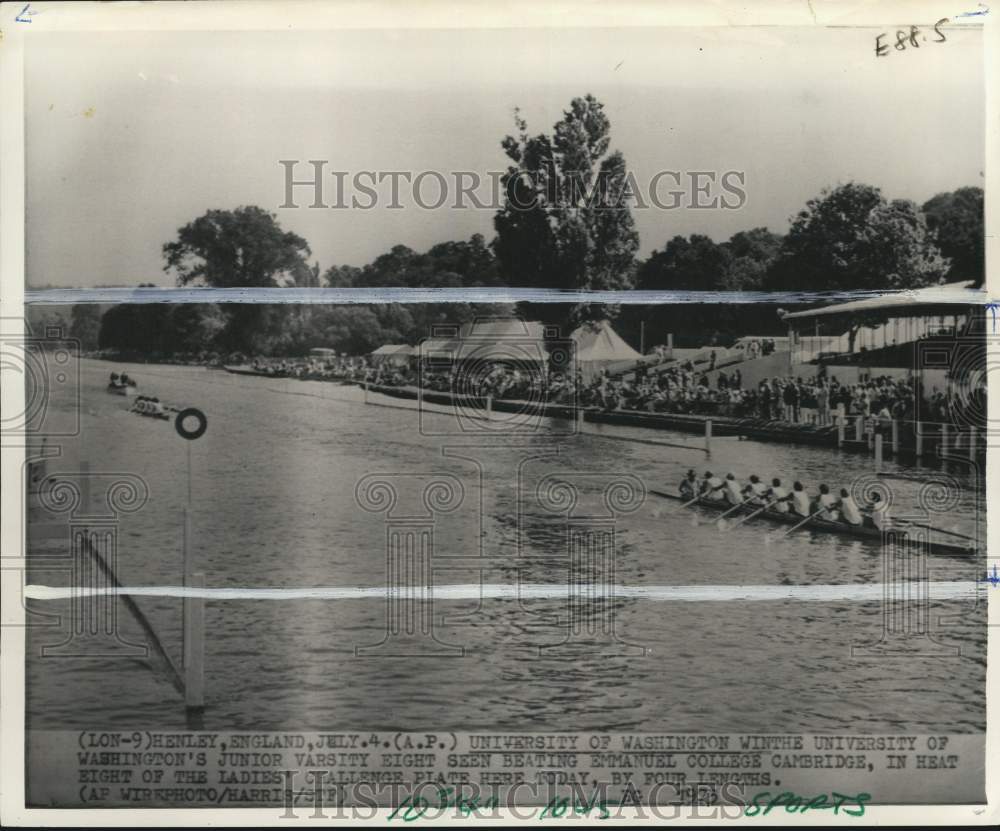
[101,358,984,464]
[355,380,983,464]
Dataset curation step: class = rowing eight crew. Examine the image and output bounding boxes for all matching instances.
[678,469,889,530]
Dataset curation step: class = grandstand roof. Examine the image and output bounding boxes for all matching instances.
[782,281,982,321]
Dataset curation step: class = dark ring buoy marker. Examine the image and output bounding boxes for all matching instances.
[175,407,207,440]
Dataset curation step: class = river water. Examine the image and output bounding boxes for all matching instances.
[25,360,986,732]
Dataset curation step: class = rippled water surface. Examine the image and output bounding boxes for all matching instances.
[26,360,986,732]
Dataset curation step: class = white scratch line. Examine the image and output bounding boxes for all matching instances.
[23,582,980,602]
[22,286,988,306]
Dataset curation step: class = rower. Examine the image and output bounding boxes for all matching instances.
[839,487,862,526]
[813,484,839,521]
[790,481,811,517]
[679,469,697,499]
[866,491,890,530]
[723,472,743,505]
[768,477,790,513]
[742,474,767,506]
[700,471,725,501]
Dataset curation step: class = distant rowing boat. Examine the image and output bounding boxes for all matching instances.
[106,383,136,397]
[650,489,978,557]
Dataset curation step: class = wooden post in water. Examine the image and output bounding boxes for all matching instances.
[874,434,883,470]
[363,382,369,405]
[182,508,204,711]
[891,420,899,455]
[486,395,492,422]
[939,424,948,458]
[185,573,205,711]
[915,421,923,459]
[182,507,192,668]
[705,419,712,454]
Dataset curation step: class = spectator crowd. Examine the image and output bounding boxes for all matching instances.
[240,353,981,429]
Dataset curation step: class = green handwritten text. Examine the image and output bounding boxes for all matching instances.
[744,790,871,817]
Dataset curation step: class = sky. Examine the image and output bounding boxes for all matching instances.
[25,25,985,287]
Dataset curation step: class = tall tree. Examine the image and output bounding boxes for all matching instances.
[630,235,733,347]
[69,305,102,351]
[98,305,172,354]
[162,206,311,351]
[321,237,510,347]
[163,205,311,287]
[722,228,783,291]
[922,186,984,286]
[766,183,948,291]
[493,95,640,332]
[637,235,732,292]
[323,264,363,288]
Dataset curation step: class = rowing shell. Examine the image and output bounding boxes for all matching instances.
[650,489,978,557]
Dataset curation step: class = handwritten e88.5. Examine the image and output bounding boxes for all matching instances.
[875,19,949,56]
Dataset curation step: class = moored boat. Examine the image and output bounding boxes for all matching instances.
[130,398,171,420]
[107,383,136,397]
[650,489,978,557]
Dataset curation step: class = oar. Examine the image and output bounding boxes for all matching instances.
[676,493,703,511]
[712,495,756,527]
[725,497,780,530]
[651,490,699,518]
[715,496,753,531]
[770,505,827,541]
[893,521,976,542]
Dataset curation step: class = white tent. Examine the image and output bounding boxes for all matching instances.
[571,320,643,382]
[370,344,413,365]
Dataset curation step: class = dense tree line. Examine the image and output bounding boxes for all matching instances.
[93,94,983,358]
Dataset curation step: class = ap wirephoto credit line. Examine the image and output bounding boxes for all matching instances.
[0,0,996,827]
